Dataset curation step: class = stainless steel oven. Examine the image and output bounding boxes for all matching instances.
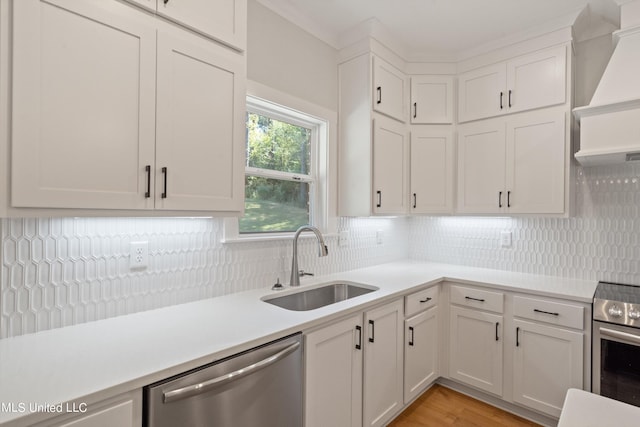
[593,281,640,407]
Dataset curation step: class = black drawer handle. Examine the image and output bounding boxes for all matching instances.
[498,191,503,208]
[377,86,382,104]
[409,326,415,346]
[465,296,485,303]
[516,326,520,347]
[368,320,375,343]
[507,190,511,208]
[499,91,503,109]
[508,89,512,108]
[376,191,382,208]
[534,309,559,316]
[145,165,151,198]
[413,102,417,118]
[420,297,432,303]
[413,193,417,209]
[161,167,168,199]
[495,322,500,341]
[355,325,362,350]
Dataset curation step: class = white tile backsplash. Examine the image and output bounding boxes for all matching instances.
[0,216,408,338]
[410,163,640,284]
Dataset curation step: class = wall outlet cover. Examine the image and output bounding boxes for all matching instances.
[130,241,149,269]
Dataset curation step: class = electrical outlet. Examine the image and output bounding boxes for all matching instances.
[339,231,349,247]
[130,241,148,269]
[500,231,512,248]
[376,230,384,245]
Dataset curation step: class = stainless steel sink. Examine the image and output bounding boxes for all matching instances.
[262,282,378,311]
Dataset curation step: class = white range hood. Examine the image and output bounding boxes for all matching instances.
[574,0,640,166]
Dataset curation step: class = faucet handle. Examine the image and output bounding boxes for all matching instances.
[298,270,314,277]
[271,277,285,290]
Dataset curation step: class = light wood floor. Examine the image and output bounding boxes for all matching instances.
[388,385,541,427]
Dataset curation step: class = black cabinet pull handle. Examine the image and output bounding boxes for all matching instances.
[355,325,362,350]
[413,102,417,118]
[368,320,375,343]
[420,297,432,303]
[500,91,503,109]
[498,191,503,208]
[377,86,382,104]
[409,326,415,346]
[508,89,512,108]
[413,193,417,209]
[145,165,151,198]
[507,190,511,208]
[161,167,168,199]
[163,0,169,4]
[495,322,500,341]
[534,309,560,316]
[376,191,382,208]
[465,296,485,302]
[516,326,520,347]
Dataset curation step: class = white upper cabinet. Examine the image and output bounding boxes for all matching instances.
[373,56,407,122]
[458,45,566,123]
[373,117,408,215]
[12,0,157,210]
[10,0,245,214]
[155,30,245,212]
[410,129,454,214]
[458,63,507,123]
[457,108,566,214]
[124,0,247,51]
[410,76,454,124]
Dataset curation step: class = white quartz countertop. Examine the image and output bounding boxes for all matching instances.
[0,260,597,426]
[558,389,640,426]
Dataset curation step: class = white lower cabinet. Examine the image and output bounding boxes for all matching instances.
[404,306,438,403]
[449,305,504,396]
[32,390,141,427]
[305,314,363,427]
[512,320,583,417]
[305,299,403,427]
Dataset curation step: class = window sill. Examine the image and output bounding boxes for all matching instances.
[222,232,338,244]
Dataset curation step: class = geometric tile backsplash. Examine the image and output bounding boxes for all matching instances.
[0,216,408,338]
[410,163,640,284]
[2,162,640,338]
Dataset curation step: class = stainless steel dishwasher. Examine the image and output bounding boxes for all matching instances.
[144,333,303,427]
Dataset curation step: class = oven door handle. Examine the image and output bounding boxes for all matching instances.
[162,341,300,404]
[600,327,640,346]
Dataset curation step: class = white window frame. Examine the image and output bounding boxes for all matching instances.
[223,81,337,242]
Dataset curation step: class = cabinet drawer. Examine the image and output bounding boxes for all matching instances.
[450,285,504,314]
[405,286,438,317]
[514,296,584,329]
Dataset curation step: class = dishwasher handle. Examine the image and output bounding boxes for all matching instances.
[163,341,300,404]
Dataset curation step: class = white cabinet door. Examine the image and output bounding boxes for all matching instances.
[513,319,583,417]
[373,117,407,215]
[305,314,363,427]
[373,56,406,122]
[11,0,156,210]
[410,76,454,124]
[449,305,503,396]
[155,29,245,212]
[157,0,247,50]
[505,109,566,214]
[410,129,454,214]
[363,300,404,427]
[457,119,506,214]
[404,306,438,404]
[506,45,566,114]
[458,63,506,123]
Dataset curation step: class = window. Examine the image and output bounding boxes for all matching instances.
[223,82,336,242]
[240,101,316,233]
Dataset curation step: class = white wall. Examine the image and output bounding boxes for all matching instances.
[247,0,338,111]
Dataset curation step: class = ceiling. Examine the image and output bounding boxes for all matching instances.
[256,0,621,60]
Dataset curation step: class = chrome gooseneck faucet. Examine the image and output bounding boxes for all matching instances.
[290,225,328,287]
